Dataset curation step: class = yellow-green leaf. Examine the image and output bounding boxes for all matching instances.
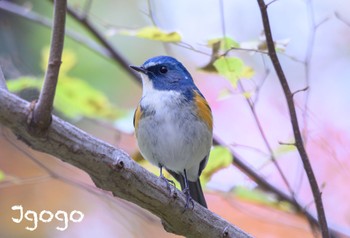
[10,48,122,120]
[121,26,181,43]
[217,89,232,100]
[214,57,254,87]
[0,170,5,181]
[201,146,232,184]
[234,186,293,211]
[234,186,274,205]
[7,76,122,120]
[208,37,239,51]
[274,142,296,156]
[214,57,244,87]
[55,76,122,120]
[7,77,42,92]
[242,91,252,99]
[241,66,254,79]
[41,47,77,75]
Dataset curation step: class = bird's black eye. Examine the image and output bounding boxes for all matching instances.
[159,66,168,74]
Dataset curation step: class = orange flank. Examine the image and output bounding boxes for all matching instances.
[133,104,143,131]
[193,90,213,131]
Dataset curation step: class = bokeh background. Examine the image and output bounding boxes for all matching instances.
[0,0,350,237]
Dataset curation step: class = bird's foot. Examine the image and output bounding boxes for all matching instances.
[159,174,176,193]
[183,187,194,210]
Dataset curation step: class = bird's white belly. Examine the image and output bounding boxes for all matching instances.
[136,91,211,181]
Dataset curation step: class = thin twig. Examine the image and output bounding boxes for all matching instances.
[62,1,141,83]
[292,86,309,97]
[224,47,269,56]
[297,1,329,211]
[0,1,111,59]
[266,0,279,7]
[220,0,295,214]
[237,80,296,197]
[335,11,350,27]
[256,1,329,237]
[30,0,67,132]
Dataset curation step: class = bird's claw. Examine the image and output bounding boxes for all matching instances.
[183,187,194,210]
[159,174,176,193]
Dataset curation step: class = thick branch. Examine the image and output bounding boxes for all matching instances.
[31,0,67,132]
[0,88,252,238]
[256,1,329,237]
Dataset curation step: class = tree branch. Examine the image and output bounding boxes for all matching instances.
[5,0,338,236]
[0,88,252,238]
[256,1,329,237]
[57,2,341,236]
[61,1,141,83]
[0,1,111,60]
[30,0,67,132]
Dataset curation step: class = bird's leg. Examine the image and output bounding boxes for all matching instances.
[183,170,194,209]
[159,166,175,191]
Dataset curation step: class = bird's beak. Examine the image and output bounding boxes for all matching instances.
[130,65,148,74]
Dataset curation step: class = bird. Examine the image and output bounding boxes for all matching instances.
[130,56,213,208]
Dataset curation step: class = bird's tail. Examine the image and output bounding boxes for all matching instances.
[187,179,207,208]
[168,171,207,208]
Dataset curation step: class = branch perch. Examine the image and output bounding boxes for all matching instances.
[0,88,252,238]
[61,2,340,236]
[30,0,66,132]
[256,1,329,237]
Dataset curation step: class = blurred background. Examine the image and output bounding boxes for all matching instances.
[0,0,350,237]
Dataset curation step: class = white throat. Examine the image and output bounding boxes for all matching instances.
[140,74,154,97]
[139,74,181,109]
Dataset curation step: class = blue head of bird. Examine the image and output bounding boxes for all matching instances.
[130,56,197,97]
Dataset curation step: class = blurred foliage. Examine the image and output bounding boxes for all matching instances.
[201,146,232,185]
[121,26,182,43]
[207,37,240,51]
[200,37,254,88]
[132,146,233,189]
[7,47,124,120]
[233,186,293,212]
[213,56,254,88]
[0,170,4,181]
[273,142,297,156]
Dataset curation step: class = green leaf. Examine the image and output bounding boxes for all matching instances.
[274,142,296,156]
[234,187,293,211]
[55,76,123,120]
[201,37,241,73]
[121,26,181,42]
[7,77,42,92]
[234,186,274,205]
[0,170,5,181]
[217,89,232,100]
[213,57,254,87]
[241,66,254,79]
[201,146,232,184]
[214,57,244,87]
[41,47,77,75]
[208,37,239,51]
[9,48,123,120]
